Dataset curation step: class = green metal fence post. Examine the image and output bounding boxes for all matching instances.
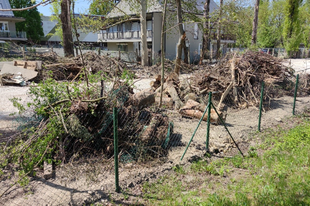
[180,102,210,161]
[113,107,120,193]
[258,81,265,132]
[206,92,212,152]
[293,74,299,115]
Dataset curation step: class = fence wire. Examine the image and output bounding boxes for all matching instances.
[0,67,310,205]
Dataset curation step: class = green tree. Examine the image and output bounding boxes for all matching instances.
[283,0,303,56]
[219,0,253,48]
[9,0,44,43]
[257,0,285,48]
[89,0,118,15]
[299,0,310,48]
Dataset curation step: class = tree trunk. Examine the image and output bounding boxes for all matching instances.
[159,0,168,107]
[216,0,223,59]
[183,43,189,64]
[251,0,260,46]
[200,0,210,64]
[140,0,148,66]
[174,0,186,75]
[60,0,74,57]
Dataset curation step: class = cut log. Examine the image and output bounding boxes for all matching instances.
[179,99,224,124]
[129,89,155,108]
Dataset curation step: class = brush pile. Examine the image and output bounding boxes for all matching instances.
[38,51,132,81]
[150,51,296,119]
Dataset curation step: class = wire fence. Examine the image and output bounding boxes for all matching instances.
[0,66,310,205]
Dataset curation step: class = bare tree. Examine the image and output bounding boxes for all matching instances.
[216,0,223,59]
[60,0,74,57]
[200,0,210,64]
[251,0,260,45]
[174,0,186,75]
[159,0,168,107]
[140,0,148,66]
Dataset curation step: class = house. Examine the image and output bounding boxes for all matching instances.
[97,0,235,64]
[0,0,27,41]
[41,15,103,47]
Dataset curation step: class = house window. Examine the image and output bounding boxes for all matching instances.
[147,21,152,31]
[194,23,198,40]
[117,44,128,51]
[0,3,3,9]
[0,22,9,31]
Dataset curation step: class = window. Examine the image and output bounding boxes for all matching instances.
[132,22,140,31]
[147,21,152,31]
[117,44,128,51]
[0,4,3,9]
[0,22,9,31]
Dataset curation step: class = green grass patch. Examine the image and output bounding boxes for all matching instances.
[142,119,310,205]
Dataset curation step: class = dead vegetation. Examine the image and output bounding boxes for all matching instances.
[148,51,308,123]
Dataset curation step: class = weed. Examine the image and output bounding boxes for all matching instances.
[173,165,185,174]
[248,146,258,158]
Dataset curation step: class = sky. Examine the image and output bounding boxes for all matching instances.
[36,0,91,16]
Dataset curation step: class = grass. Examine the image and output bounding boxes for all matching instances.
[142,117,310,205]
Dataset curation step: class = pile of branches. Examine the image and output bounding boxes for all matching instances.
[38,51,133,81]
[1,80,172,183]
[190,51,295,109]
[131,59,198,78]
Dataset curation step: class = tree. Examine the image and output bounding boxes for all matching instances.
[200,0,210,64]
[216,0,223,59]
[299,0,310,48]
[174,0,186,74]
[9,0,44,43]
[223,0,253,48]
[257,0,285,48]
[140,0,148,66]
[251,0,260,45]
[60,0,74,57]
[283,0,302,56]
[89,0,118,15]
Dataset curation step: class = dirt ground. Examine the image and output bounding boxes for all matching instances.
[1,59,310,205]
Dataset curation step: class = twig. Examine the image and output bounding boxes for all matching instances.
[43,96,107,111]
[59,108,68,134]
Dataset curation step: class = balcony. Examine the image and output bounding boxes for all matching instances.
[0,31,27,39]
[98,30,152,42]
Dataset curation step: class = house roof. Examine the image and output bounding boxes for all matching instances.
[0,0,14,17]
[107,0,219,18]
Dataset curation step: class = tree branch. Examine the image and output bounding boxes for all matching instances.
[0,0,52,11]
